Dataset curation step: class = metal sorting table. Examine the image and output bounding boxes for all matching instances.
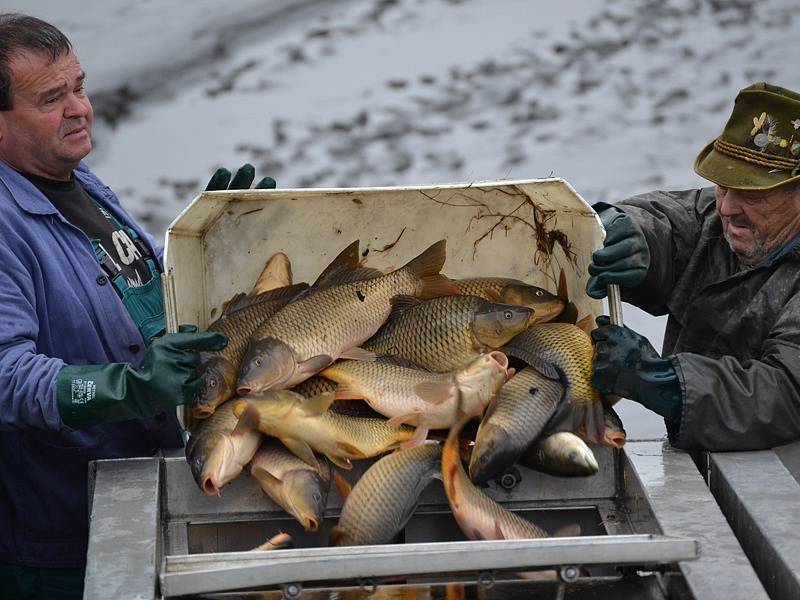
[83,441,766,600]
[700,439,800,600]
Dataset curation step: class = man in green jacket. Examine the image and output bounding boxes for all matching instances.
[588,82,800,451]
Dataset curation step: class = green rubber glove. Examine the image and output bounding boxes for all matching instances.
[586,202,650,299]
[205,163,276,191]
[590,316,682,423]
[56,325,228,429]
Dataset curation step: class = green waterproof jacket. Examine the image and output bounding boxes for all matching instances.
[617,187,800,451]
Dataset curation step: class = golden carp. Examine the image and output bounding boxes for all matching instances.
[292,375,380,418]
[195,283,309,419]
[232,391,415,470]
[249,439,332,532]
[364,295,531,372]
[330,443,442,546]
[443,417,556,545]
[185,401,262,496]
[452,277,565,324]
[469,367,565,485]
[520,432,599,477]
[502,324,605,443]
[236,240,455,394]
[322,351,510,447]
[602,405,627,449]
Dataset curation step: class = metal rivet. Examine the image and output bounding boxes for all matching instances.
[96,275,107,285]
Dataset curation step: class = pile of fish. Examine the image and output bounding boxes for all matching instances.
[185,240,626,559]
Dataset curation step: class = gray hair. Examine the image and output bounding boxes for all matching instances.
[0,13,72,110]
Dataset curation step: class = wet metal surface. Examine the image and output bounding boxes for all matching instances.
[625,441,769,600]
[708,450,800,600]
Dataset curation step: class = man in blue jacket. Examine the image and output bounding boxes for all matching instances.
[0,13,273,598]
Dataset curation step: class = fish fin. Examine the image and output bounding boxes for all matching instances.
[329,526,346,547]
[312,240,361,287]
[571,396,606,444]
[222,283,308,316]
[576,314,594,335]
[557,268,569,302]
[250,465,283,493]
[301,392,336,416]
[281,438,320,470]
[327,450,355,470]
[418,275,460,299]
[501,346,561,381]
[333,383,365,401]
[251,252,293,294]
[555,302,579,325]
[401,239,447,279]
[232,402,261,434]
[297,354,334,376]
[333,471,352,501]
[554,523,581,537]
[400,425,430,449]
[482,395,499,421]
[389,294,423,313]
[252,531,293,552]
[387,412,421,427]
[339,347,376,361]
[414,380,456,405]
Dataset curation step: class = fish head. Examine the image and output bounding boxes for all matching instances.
[455,351,510,412]
[193,434,241,496]
[237,337,297,396]
[193,356,238,419]
[549,433,599,475]
[565,444,600,475]
[281,469,329,532]
[469,422,517,484]
[499,283,566,325]
[472,302,533,348]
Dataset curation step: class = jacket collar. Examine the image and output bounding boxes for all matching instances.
[0,159,61,215]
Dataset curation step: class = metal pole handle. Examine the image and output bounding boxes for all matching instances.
[607,283,624,327]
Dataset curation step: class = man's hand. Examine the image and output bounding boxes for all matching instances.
[56,325,228,429]
[205,163,276,191]
[586,203,650,299]
[590,316,682,422]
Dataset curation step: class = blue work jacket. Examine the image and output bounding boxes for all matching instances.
[0,160,182,568]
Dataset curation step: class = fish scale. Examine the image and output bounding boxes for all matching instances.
[503,323,605,442]
[254,266,426,362]
[334,444,442,546]
[443,424,549,540]
[364,295,492,372]
[470,367,564,483]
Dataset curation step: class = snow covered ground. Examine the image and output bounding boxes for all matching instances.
[10,0,800,438]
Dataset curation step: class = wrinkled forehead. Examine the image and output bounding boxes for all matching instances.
[9,48,83,96]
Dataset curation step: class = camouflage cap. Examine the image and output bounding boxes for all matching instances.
[694,82,800,190]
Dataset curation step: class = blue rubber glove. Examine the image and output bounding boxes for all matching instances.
[586,202,650,299]
[590,316,682,423]
[205,163,276,191]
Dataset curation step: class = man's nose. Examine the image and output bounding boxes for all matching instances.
[63,92,89,118]
[717,188,743,215]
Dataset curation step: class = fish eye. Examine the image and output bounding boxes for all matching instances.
[480,454,490,465]
[536,290,544,297]
[503,310,513,319]
[255,358,262,367]
[209,378,217,388]
[313,492,322,502]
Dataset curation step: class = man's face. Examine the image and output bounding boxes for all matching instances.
[0,48,93,181]
[715,184,800,266]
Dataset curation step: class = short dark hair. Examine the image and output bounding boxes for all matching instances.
[0,13,72,110]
